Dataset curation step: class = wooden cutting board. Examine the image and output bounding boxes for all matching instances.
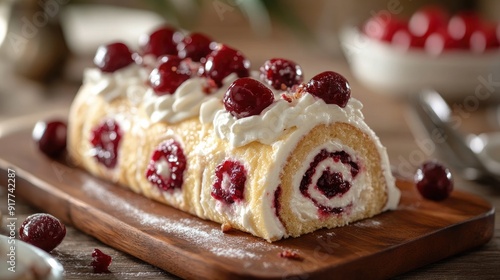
[0,129,495,279]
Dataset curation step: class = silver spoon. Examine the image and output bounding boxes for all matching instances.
[410,89,500,183]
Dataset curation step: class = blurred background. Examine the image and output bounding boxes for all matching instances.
[0,0,499,121]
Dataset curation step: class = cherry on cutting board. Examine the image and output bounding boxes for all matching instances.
[93,42,134,73]
[414,161,454,201]
[32,120,67,158]
[223,78,274,119]
[91,248,112,273]
[19,213,66,252]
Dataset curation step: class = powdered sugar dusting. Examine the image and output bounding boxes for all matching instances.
[354,219,382,228]
[82,181,284,264]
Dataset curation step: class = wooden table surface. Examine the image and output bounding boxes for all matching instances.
[1,28,499,279]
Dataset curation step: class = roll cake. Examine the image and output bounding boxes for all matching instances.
[68,26,400,242]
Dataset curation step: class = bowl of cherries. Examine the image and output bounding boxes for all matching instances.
[340,5,500,98]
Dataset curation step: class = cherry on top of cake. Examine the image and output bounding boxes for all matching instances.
[223,70,352,120]
[92,25,251,95]
[91,25,352,120]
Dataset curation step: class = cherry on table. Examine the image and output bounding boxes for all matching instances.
[19,213,66,252]
[414,161,454,201]
[91,248,112,273]
[223,77,274,119]
[32,120,67,158]
[93,42,134,73]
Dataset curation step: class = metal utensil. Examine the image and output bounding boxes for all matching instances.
[410,89,500,183]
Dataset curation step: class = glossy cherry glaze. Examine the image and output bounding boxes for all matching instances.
[223,78,274,119]
[94,42,134,73]
[304,71,351,108]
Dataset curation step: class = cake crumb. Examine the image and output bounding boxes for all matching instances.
[279,249,304,261]
[221,223,233,233]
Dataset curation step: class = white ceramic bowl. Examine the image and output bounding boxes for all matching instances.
[340,26,500,99]
[0,235,64,280]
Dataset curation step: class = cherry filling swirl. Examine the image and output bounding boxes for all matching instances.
[300,150,360,216]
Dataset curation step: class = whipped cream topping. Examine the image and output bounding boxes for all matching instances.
[143,74,239,124]
[83,64,149,103]
[213,93,365,148]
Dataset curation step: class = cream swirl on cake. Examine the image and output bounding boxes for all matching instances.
[83,64,149,103]
[143,74,239,124]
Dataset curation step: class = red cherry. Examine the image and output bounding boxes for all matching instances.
[223,78,274,119]
[448,11,481,47]
[304,71,351,107]
[363,13,406,42]
[139,26,181,57]
[204,44,250,88]
[212,160,247,204]
[177,32,214,62]
[409,5,449,38]
[91,248,112,273]
[93,42,134,73]
[425,27,461,55]
[259,58,304,90]
[32,120,67,158]
[391,26,425,50]
[469,22,500,53]
[415,161,453,201]
[497,23,500,46]
[146,139,187,191]
[90,119,122,169]
[149,56,190,95]
[19,213,66,252]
